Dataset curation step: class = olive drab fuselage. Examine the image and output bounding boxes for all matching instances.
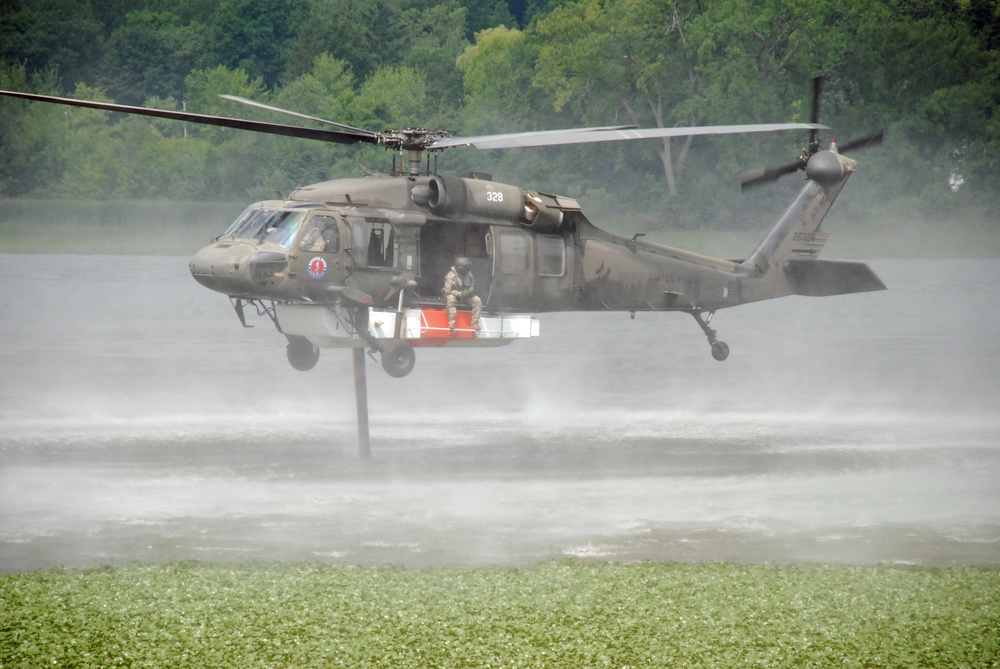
[190,148,882,320]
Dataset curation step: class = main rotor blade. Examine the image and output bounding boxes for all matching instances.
[429,125,640,149]
[434,123,827,150]
[0,90,380,146]
[219,95,378,138]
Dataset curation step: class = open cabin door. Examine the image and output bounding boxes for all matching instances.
[415,222,492,302]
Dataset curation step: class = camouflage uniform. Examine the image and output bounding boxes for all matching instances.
[443,262,482,332]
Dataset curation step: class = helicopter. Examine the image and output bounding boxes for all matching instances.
[0,78,885,379]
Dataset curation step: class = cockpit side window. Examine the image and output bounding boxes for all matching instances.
[299,215,340,253]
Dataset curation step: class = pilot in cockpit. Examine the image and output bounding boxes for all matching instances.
[299,216,339,252]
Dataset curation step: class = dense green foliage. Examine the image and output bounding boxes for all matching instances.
[0,0,997,231]
[2,561,998,668]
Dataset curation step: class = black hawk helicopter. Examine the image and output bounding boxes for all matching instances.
[0,78,885,379]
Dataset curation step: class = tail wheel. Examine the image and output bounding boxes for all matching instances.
[380,340,415,378]
[689,310,731,362]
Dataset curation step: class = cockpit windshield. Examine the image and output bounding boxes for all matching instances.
[220,203,261,238]
[260,210,307,248]
[219,200,286,240]
[236,209,276,239]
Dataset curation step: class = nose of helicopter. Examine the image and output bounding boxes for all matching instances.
[188,242,257,295]
[189,246,216,290]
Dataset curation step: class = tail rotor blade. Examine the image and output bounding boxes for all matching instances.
[809,75,825,148]
[740,161,801,190]
[837,128,884,154]
[741,78,885,190]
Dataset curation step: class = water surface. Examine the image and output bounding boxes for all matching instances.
[1,255,998,572]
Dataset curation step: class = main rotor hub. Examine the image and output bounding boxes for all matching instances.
[380,128,452,152]
[379,128,453,176]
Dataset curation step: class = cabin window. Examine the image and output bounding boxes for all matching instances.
[466,227,486,257]
[261,210,307,248]
[499,231,529,274]
[536,234,565,276]
[299,215,340,253]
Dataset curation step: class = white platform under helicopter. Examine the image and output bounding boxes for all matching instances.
[276,303,539,349]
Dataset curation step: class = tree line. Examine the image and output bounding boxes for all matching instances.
[1,0,997,230]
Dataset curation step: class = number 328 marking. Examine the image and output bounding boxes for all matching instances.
[486,191,504,202]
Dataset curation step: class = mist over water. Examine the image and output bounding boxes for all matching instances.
[1,254,998,572]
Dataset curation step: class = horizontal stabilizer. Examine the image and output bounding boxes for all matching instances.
[784,260,886,297]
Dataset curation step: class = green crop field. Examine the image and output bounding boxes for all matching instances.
[2,561,998,668]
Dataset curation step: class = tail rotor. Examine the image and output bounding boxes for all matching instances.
[741,76,884,190]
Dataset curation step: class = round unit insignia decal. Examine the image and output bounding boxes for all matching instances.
[307,256,328,279]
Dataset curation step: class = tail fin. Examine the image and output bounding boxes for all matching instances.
[739,150,885,298]
[741,168,850,276]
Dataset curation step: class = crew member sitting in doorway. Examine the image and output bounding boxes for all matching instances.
[442,256,482,334]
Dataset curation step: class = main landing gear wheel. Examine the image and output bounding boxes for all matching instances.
[286,335,320,371]
[380,340,415,378]
[711,341,730,361]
